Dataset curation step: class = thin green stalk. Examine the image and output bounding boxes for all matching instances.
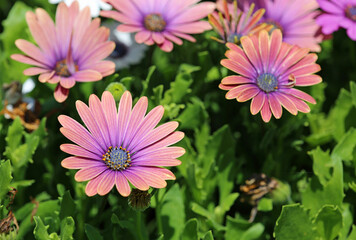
[136,211,144,240]
[155,193,163,236]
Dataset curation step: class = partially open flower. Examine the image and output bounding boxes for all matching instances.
[11,2,115,102]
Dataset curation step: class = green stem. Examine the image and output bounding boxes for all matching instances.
[155,192,163,236]
[136,211,144,240]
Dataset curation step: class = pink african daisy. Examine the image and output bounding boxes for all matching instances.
[216,0,266,12]
[11,2,115,103]
[316,0,356,40]
[58,91,185,197]
[100,0,216,52]
[259,0,322,52]
[209,1,271,44]
[220,30,322,122]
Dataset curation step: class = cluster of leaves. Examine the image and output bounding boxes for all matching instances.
[1,1,356,240]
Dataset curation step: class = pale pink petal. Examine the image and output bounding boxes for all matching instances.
[85,172,106,196]
[115,172,131,197]
[23,67,50,76]
[15,39,51,66]
[250,92,266,115]
[60,77,76,89]
[283,88,316,104]
[152,32,165,44]
[159,40,174,52]
[61,156,103,169]
[268,94,282,119]
[236,87,260,102]
[60,144,102,159]
[73,70,102,82]
[135,30,152,44]
[221,76,254,85]
[97,171,116,195]
[226,84,256,100]
[122,170,149,191]
[54,84,69,103]
[38,71,55,83]
[133,146,185,160]
[129,166,167,188]
[117,91,133,146]
[275,93,298,115]
[74,165,107,181]
[11,54,48,68]
[101,91,119,147]
[295,75,322,86]
[260,100,272,122]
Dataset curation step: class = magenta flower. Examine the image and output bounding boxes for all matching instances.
[316,0,356,40]
[59,91,185,197]
[220,30,322,122]
[259,0,322,52]
[209,1,271,44]
[11,2,115,103]
[101,0,216,52]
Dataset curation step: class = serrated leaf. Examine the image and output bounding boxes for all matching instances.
[225,216,264,240]
[85,224,103,240]
[331,128,356,162]
[274,204,318,240]
[0,160,12,201]
[161,184,185,240]
[60,217,75,240]
[59,191,75,220]
[33,216,50,240]
[177,97,208,130]
[313,205,343,240]
[309,147,333,186]
[181,218,198,240]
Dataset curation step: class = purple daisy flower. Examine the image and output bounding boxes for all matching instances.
[220,30,322,122]
[59,91,185,197]
[11,2,115,102]
[316,0,356,40]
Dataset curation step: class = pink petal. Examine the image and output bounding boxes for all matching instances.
[133,146,186,160]
[295,75,322,86]
[268,94,282,119]
[60,144,101,159]
[135,30,152,44]
[85,172,107,196]
[236,87,260,102]
[54,84,69,103]
[152,32,165,44]
[97,171,116,196]
[117,91,133,147]
[260,100,272,122]
[159,40,174,52]
[226,84,256,100]
[60,77,76,89]
[73,70,102,82]
[117,24,143,32]
[250,92,266,115]
[115,172,131,197]
[101,91,119,147]
[23,67,50,76]
[240,35,262,72]
[122,170,149,191]
[129,166,167,188]
[74,165,107,181]
[275,93,298,115]
[11,54,48,68]
[61,156,103,169]
[38,71,55,83]
[132,158,181,167]
[15,39,51,66]
[221,76,254,85]
[283,88,316,104]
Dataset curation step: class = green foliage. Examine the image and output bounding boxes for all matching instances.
[225,216,264,240]
[0,160,12,201]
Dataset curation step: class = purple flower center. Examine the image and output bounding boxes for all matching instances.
[144,13,166,32]
[257,73,278,93]
[102,146,131,171]
[55,59,78,77]
[346,5,356,21]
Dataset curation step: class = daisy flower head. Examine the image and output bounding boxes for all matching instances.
[49,0,112,17]
[11,2,115,103]
[209,0,272,45]
[260,0,322,52]
[220,30,322,122]
[101,0,216,52]
[316,0,356,40]
[104,22,148,70]
[216,0,266,12]
[59,91,185,197]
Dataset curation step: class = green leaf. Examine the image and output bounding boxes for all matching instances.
[331,128,356,162]
[60,217,75,240]
[348,226,356,240]
[0,160,12,201]
[177,97,208,130]
[313,205,343,240]
[85,224,103,240]
[309,147,333,186]
[203,231,214,240]
[257,198,273,212]
[225,216,264,240]
[274,204,318,240]
[350,81,356,107]
[33,216,50,240]
[59,191,75,220]
[180,218,198,240]
[141,66,156,96]
[161,184,185,240]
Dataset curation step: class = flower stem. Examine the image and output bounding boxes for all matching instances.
[155,192,163,236]
[136,211,144,240]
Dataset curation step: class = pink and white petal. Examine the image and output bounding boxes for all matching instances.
[250,92,266,115]
[61,156,103,169]
[275,93,298,115]
[74,165,107,182]
[163,32,183,45]
[38,71,55,83]
[260,100,272,122]
[169,2,215,24]
[131,158,181,167]
[171,31,196,42]
[101,91,119,147]
[115,172,131,197]
[11,54,48,68]
[221,76,253,85]
[60,77,76,89]
[268,94,282,119]
[268,30,282,72]
[131,121,179,153]
[117,91,133,146]
[23,67,50,76]
[159,40,174,52]
[85,173,106,197]
[89,94,111,147]
[152,32,165,44]
[133,146,186,160]
[148,167,176,180]
[75,101,108,151]
[225,84,256,100]
[60,144,102,159]
[258,30,270,72]
[15,39,51,66]
[73,70,102,82]
[122,170,149,191]
[236,87,260,102]
[240,36,262,72]
[283,88,316,104]
[129,167,167,188]
[80,42,115,66]
[48,75,61,84]
[127,106,164,149]
[122,97,148,148]
[168,21,211,34]
[54,84,69,103]
[135,30,152,44]
[97,171,116,196]
[117,24,143,32]
[295,75,322,86]
[288,95,311,113]
[220,59,255,78]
